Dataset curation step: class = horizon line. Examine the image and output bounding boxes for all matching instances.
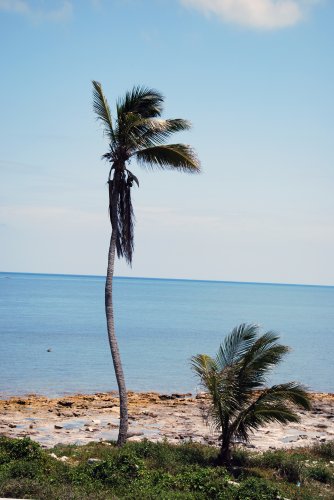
[0,271,333,289]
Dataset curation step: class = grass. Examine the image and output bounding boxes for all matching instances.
[0,437,333,499]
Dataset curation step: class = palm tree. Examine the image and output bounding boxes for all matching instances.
[93,81,200,446]
[191,323,311,465]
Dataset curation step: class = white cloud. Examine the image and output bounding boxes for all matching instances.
[0,204,105,226]
[181,0,321,29]
[0,0,72,22]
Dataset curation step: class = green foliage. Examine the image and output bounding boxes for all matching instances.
[90,450,144,485]
[6,459,43,479]
[306,463,333,484]
[52,441,118,461]
[92,81,200,265]
[191,323,311,463]
[254,450,305,483]
[235,477,279,499]
[178,466,235,499]
[0,436,42,462]
[128,438,216,471]
[232,448,252,467]
[311,440,334,460]
[278,456,305,483]
[1,438,334,499]
[0,478,52,500]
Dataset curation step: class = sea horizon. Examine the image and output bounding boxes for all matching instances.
[1,271,333,397]
[1,271,333,289]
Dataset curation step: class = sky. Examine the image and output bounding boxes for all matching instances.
[0,0,333,285]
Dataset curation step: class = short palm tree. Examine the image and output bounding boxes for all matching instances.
[191,323,311,465]
[93,81,200,446]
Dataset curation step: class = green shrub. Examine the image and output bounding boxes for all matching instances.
[0,477,109,500]
[0,437,333,499]
[175,441,217,467]
[255,450,305,483]
[6,459,43,479]
[255,450,286,469]
[0,451,8,465]
[0,437,42,462]
[235,477,280,499]
[127,439,216,471]
[91,450,144,485]
[175,465,228,490]
[0,478,49,499]
[123,464,235,499]
[232,448,251,467]
[277,456,305,483]
[306,464,333,484]
[312,440,334,460]
[127,439,176,471]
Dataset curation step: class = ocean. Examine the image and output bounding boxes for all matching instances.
[0,272,333,397]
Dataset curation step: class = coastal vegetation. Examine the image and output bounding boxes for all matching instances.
[92,82,200,446]
[191,324,311,465]
[0,436,333,499]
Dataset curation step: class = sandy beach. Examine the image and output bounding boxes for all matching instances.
[0,391,333,451]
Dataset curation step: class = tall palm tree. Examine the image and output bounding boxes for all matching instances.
[191,323,311,465]
[93,81,200,446]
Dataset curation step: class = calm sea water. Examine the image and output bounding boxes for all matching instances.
[0,272,333,397]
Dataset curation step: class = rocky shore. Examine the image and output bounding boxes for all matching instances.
[0,391,333,450]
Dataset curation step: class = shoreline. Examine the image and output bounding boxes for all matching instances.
[1,391,333,451]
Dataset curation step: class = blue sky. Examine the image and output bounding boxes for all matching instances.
[1,0,333,285]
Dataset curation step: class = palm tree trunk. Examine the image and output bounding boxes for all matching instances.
[218,422,231,465]
[105,180,128,447]
[218,442,232,465]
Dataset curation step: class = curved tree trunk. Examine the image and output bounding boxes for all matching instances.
[105,179,128,446]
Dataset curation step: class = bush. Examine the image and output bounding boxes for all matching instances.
[312,440,334,460]
[127,439,216,472]
[174,465,230,491]
[6,459,42,479]
[0,438,333,499]
[232,448,251,467]
[0,437,42,462]
[91,450,144,485]
[126,439,174,469]
[115,462,235,499]
[277,456,305,483]
[235,477,280,499]
[0,478,50,499]
[306,464,333,484]
[255,450,286,469]
[255,450,305,483]
[175,442,217,467]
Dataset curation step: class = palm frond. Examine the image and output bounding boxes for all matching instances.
[95,83,200,267]
[116,116,193,154]
[108,172,135,265]
[117,86,164,118]
[216,324,259,370]
[242,332,288,370]
[257,382,311,410]
[230,382,311,441]
[113,111,143,151]
[135,144,200,173]
[191,354,239,423]
[234,404,300,442]
[191,324,311,457]
[128,118,192,148]
[237,333,289,390]
[190,354,217,381]
[92,81,114,142]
